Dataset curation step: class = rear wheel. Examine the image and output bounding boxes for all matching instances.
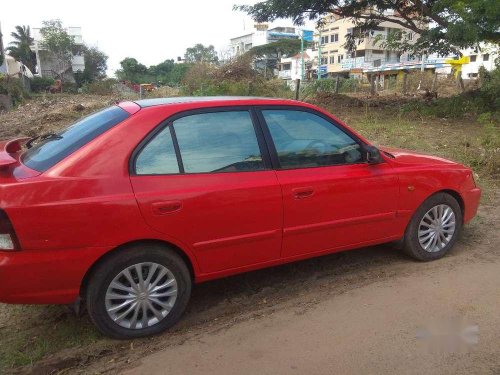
[403,193,462,261]
[86,244,191,339]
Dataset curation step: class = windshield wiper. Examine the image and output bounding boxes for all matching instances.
[26,133,63,149]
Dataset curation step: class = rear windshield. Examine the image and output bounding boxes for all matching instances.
[22,106,130,172]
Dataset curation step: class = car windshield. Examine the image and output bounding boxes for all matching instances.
[22,106,130,172]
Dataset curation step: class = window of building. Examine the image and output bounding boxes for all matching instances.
[173,111,265,173]
[283,63,291,70]
[483,54,489,61]
[329,56,335,64]
[331,34,339,43]
[262,110,362,169]
[469,55,477,62]
[337,54,344,63]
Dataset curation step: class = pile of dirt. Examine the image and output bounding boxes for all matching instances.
[0,94,120,139]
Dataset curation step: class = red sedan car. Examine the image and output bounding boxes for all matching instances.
[0,97,480,338]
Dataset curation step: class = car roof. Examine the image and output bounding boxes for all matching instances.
[134,96,299,108]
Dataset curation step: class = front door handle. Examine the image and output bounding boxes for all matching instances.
[151,201,182,215]
[292,187,314,199]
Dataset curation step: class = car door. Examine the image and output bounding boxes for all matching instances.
[130,108,283,274]
[258,107,399,259]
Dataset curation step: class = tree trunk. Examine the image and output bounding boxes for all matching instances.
[295,79,300,100]
[431,72,438,93]
[370,75,376,96]
[402,72,408,95]
[457,74,465,93]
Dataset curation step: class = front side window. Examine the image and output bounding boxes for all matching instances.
[23,106,129,172]
[135,126,179,175]
[173,111,265,173]
[262,110,362,169]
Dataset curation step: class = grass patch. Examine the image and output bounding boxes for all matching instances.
[0,304,106,372]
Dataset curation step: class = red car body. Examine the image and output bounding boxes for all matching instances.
[0,97,481,305]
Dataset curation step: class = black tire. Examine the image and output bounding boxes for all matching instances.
[85,244,191,339]
[402,192,462,261]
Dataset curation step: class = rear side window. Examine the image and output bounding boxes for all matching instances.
[135,127,179,175]
[173,111,265,173]
[22,106,129,172]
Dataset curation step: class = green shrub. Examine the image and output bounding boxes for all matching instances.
[31,76,55,93]
[0,75,26,106]
[81,79,118,95]
[61,82,78,93]
[301,78,362,98]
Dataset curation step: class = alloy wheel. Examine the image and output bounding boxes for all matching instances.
[418,204,456,253]
[105,262,178,329]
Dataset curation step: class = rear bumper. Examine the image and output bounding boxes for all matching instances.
[462,187,481,224]
[0,246,110,304]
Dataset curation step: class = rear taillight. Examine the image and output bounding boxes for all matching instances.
[0,210,20,251]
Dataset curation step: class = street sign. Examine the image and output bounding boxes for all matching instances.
[302,30,314,42]
[319,65,328,73]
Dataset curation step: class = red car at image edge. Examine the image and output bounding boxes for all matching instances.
[0,97,481,338]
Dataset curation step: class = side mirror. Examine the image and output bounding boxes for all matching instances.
[365,145,383,164]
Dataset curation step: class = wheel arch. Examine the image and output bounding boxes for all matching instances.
[79,239,196,298]
[435,189,465,219]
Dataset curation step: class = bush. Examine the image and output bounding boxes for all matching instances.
[81,79,118,95]
[0,75,26,106]
[301,77,363,98]
[31,77,55,93]
[180,57,291,98]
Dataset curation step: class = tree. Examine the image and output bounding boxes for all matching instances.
[0,26,4,67]
[115,57,151,83]
[82,46,107,80]
[39,20,77,79]
[184,43,218,64]
[74,46,108,86]
[247,39,303,76]
[6,26,37,73]
[235,0,500,56]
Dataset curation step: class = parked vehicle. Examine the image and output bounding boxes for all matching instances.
[0,97,481,339]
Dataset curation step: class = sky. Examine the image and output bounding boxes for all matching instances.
[1,0,314,76]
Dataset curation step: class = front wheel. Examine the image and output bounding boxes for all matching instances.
[86,244,192,339]
[403,193,462,261]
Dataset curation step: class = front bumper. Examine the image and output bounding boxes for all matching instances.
[462,187,481,224]
[0,246,110,304]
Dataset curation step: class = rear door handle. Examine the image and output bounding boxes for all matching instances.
[151,201,182,215]
[292,187,314,199]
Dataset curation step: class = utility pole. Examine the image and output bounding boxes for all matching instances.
[317,30,322,81]
[301,29,305,80]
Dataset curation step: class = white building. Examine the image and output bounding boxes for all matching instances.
[230,24,299,57]
[31,26,85,79]
[278,50,314,80]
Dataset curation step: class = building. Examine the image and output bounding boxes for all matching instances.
[31,26,85,81]
[311,13,422,78]
[278,50,314,81]
[280,12,498,84]
[230,24,299,57]
[454,45,498,79]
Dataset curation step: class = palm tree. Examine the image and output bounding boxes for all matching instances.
[7,25,37,74]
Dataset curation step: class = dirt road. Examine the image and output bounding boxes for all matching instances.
[124,259,499,375]
[79,200,498,375]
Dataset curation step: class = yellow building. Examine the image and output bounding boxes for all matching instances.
[313,13,419,77]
